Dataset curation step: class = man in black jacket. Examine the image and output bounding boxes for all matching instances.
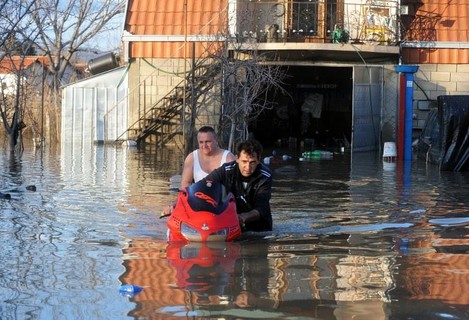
[204,139,272,232]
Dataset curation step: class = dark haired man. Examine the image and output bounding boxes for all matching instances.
[204,139,273,232]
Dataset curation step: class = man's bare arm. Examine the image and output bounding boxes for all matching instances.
[180,153,194,189]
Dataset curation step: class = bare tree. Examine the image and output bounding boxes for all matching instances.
[184,36,286,153]
[218,48,287,151]
[28,0,125,90]
[1,0,124,150]
[0,1,35,54]
[26,0,125,144]
[167,1,289,154]
[0,1,39,152]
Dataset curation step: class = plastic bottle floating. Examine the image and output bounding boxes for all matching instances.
[119,284,143,297]
[301,150,333,160]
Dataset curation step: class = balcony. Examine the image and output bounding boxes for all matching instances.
[230,0,400,63]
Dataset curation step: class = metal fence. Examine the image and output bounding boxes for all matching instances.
[232,0,399,45]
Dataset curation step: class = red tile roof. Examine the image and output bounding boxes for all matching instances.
[402,0,469,63]
[402,48,469,64]
[123,0,469,63]
[0,56,50,74]
[124,0,227,58]
[125,0,227,35]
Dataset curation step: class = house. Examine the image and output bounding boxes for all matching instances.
[1,55,88,144]
[119,0,403,152]
[0,56,50,96]
[115,2,469,310]
[0,55,86,96]
[61,0,469,156]
[0,58,22,96]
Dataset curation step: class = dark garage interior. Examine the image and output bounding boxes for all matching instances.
[250,65,353,153]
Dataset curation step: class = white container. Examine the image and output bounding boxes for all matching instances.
[383,142,397,162]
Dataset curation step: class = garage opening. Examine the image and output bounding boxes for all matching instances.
[250,65,353,154]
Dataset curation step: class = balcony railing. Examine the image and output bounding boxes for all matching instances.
[232,0,399,45]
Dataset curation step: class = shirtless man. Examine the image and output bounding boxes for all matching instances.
[180,126,235,189]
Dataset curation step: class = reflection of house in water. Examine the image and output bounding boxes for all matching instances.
[119,239,182,317]
[120,239,283,317]
[393,228,469,306]
[270,242,394,318]
[120,238,399,318]
[400,252,468,305]
[335,255,393,302]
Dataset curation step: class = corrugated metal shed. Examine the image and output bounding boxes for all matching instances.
[61,66,129,146]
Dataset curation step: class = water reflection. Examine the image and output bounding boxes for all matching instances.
[1,144,468,319]
[120,228,468,319]
[121,234,454,319]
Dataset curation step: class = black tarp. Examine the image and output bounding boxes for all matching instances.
[417,95,469,171]
[417,108,440,163]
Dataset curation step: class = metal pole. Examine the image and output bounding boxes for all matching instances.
[403,72,415,161]
[41,56,47,151]
[395,65,419,161]
[183,0,189,156]
[397,73,405,160]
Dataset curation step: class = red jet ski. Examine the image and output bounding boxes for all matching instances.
[167,179,241,242]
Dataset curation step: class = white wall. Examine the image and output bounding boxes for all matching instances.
[0,73,23,96]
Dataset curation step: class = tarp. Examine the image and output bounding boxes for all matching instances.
[417,95,469,171]
[439,95,469,171]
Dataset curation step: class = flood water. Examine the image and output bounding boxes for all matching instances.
[0,144,468,320]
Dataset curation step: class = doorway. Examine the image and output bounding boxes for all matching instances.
[251,65,353,153]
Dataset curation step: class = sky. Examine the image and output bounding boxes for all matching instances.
[81,13,124,54]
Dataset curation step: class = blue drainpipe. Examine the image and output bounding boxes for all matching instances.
[395,65,419,161]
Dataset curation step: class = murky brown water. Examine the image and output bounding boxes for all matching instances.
[1,144,468,319]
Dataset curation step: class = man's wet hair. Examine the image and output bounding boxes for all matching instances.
[198,126,215,134]
[236,139,263,160]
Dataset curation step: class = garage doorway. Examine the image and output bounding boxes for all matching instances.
[251,65,353,153]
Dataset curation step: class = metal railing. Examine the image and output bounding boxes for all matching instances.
[233,0,399,45]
